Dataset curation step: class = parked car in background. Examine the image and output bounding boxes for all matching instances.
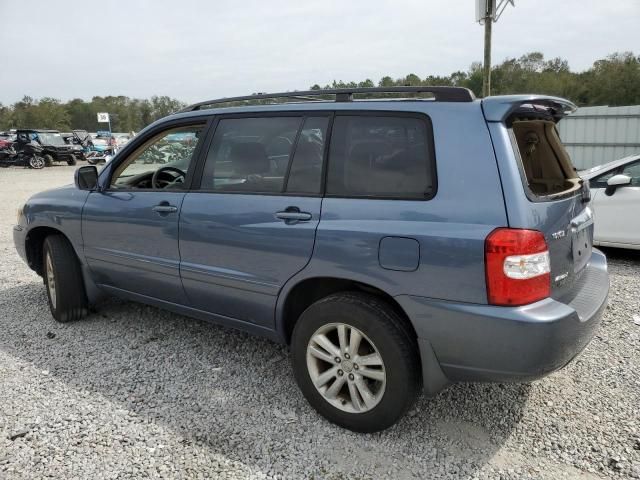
[114,133,132,148]
[13,87,609,432]
[580,154,640,250]
[62,130,92,160]
[15,129,78,166]
[0,139,45,169]
[0,131,16,148]
[85,136,114,164]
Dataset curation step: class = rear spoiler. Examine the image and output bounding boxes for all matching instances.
[482,95,577,123]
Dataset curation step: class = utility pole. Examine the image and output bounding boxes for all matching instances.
[476,0,514,97]
[483,11,492,97]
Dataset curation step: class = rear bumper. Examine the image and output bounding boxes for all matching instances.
[397,249,608,391]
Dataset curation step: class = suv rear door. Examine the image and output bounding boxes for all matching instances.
[178,114,329,327]
[484,97,593,299]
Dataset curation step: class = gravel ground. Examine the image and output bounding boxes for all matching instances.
[0,165,638,480]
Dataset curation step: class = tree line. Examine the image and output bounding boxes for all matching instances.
[1,51,638,133]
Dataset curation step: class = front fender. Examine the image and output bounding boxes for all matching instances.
[22,185,90,265]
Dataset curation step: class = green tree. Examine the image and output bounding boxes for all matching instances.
[2,51,639,131]
[585,52,640,106]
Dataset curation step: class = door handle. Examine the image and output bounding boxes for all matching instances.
[152,204,178,214]
[275,207,312,224]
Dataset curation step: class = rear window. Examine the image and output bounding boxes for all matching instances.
[511,119,580,197]
[326,115,435,199]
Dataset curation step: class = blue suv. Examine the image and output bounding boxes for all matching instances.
[13,87,609,432]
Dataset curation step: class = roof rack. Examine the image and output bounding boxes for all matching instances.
[179,86,475,112]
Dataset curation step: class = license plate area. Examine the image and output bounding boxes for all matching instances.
[571,207,594,273]
[572,227,591,273]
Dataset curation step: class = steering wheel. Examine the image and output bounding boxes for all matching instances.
[152,166,186,189]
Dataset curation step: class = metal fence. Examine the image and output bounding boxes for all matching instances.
[557,105,640,170]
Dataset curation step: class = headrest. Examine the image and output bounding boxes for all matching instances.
[229,142,269,175]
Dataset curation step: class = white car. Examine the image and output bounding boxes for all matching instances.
[580,154,640,250]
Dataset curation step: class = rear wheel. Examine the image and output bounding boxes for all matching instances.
[43,235,88,322]
[29,155,45,169]
[291,292,421,432]
[43,154,53,167]
[67,154,77,166]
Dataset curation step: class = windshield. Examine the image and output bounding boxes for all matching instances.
[38,133,66,146]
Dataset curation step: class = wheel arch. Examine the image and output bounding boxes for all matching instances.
[277,275,451,396]
[277,276,418,346]
[25,226,67,275]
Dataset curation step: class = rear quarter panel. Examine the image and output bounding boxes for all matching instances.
[277,102,508,316]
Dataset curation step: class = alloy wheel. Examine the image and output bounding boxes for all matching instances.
[46,252,57,310]
[306,323,386,413]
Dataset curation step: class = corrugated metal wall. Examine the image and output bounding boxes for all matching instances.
[558,105,640,170]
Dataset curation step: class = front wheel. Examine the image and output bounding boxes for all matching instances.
[43,154,54,167]
[67,154,77,165]
[291,292,421,432]
[29,155,45,169]
[43,235,88,322]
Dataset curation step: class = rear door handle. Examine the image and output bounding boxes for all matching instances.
[275,207,312,223]
[152,204,178,214]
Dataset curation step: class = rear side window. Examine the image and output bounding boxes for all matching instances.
[511,119,580,197]
[326,115,435,199]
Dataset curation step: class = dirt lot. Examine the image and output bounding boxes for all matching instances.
[0,165,638,479]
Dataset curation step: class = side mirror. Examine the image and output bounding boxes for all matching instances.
[605,174,631,196]
[75,165,99,191]
[606,174,631,187]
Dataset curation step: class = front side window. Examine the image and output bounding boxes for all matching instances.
[110,125,204,189]
[202,117,303,193]
[589,169,618,189]
[621,161,640,186]
[326,115,434,199]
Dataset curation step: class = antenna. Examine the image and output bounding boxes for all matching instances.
[476,0,513,24]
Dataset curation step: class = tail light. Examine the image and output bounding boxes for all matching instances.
[485,228,551,306]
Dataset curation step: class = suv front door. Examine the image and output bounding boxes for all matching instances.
[82,122,207,304]
[179,115,329,327]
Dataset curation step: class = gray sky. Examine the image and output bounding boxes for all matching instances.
[0,0,638,104]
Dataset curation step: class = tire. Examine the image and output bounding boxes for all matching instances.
[67,154,77,166]
[43,235,88,323]
[29,155,45,169]
[43,154,54,167]
[291,292,421,432]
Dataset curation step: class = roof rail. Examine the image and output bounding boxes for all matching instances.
[178,86,475,112]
